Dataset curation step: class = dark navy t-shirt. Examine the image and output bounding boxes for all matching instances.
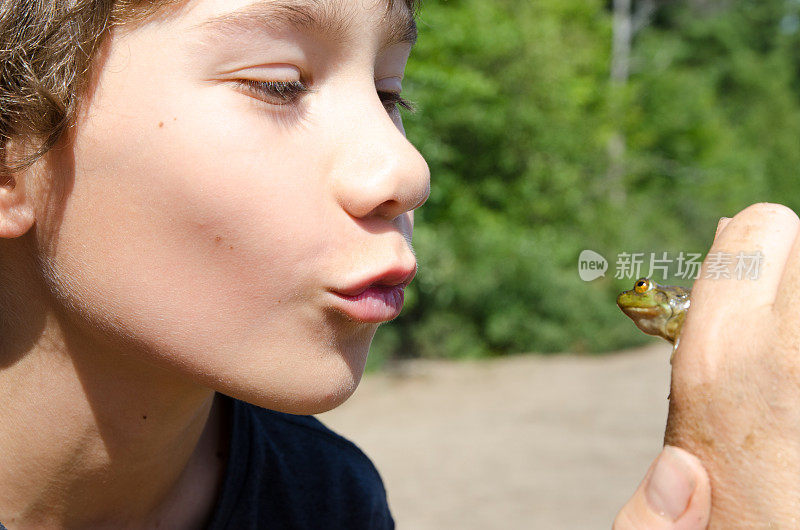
[0,393,393,530]
[205,392,394,529]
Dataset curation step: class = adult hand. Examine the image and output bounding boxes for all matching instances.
[614,445,711,529]
[663,203,800,527]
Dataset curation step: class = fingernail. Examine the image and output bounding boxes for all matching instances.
[645,446,696,521]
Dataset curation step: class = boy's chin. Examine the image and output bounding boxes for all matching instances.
[222,353,367,416]
[280,373,363,416]
[204,329,376,415]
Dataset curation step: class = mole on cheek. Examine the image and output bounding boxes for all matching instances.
[158,121,164,128]
[213,236,233,250]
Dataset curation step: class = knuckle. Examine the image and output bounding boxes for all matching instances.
[737,202,799,225]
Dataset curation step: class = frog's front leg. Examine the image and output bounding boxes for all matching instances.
[670,336,680,364]
[665,311,686,364]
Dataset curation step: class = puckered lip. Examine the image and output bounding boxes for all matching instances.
[332,264,417,297]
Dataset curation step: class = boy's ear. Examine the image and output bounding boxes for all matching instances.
[0,146,36,239]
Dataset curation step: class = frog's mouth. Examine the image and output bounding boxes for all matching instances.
[619,306,663,318]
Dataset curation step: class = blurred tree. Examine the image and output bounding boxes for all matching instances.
[367,0,800,368]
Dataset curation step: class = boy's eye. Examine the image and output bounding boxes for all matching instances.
[236,79,416,115]
[236,79,311,104]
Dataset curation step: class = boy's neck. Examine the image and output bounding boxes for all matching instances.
[0,308,229,529]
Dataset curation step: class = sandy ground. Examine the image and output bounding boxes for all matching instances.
[319,343,673,529]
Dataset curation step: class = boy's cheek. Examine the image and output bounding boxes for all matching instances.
[36,180,369,414]
[41,134,324,330]
[32,105,367,413]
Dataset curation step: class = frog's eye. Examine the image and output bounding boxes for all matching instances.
[634,278,650,293]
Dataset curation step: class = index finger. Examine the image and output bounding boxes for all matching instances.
[687,203,799,335]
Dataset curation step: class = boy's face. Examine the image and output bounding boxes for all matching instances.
[33,0,429,413]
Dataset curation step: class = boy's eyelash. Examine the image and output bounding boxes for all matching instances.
[237,80,310,102]
[381,91,417,113]
[236,79,416,114]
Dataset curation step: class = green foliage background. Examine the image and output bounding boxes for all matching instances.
[368,0,800,368]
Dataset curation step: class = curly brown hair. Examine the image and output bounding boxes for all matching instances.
[0,1,181,176]
[0,0,416,177]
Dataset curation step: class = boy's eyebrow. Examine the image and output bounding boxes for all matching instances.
[192,0,417,49]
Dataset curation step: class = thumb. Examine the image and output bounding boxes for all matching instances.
[614,445,711,530]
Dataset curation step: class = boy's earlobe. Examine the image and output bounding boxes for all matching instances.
[0,173,35,238]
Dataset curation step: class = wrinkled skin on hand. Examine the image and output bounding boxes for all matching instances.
[665,203,800,527]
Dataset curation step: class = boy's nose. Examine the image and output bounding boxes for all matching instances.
[329,93,430,222]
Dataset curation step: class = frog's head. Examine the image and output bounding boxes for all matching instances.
[616,278,676,339]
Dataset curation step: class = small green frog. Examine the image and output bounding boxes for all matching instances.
[617,278,691,353]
